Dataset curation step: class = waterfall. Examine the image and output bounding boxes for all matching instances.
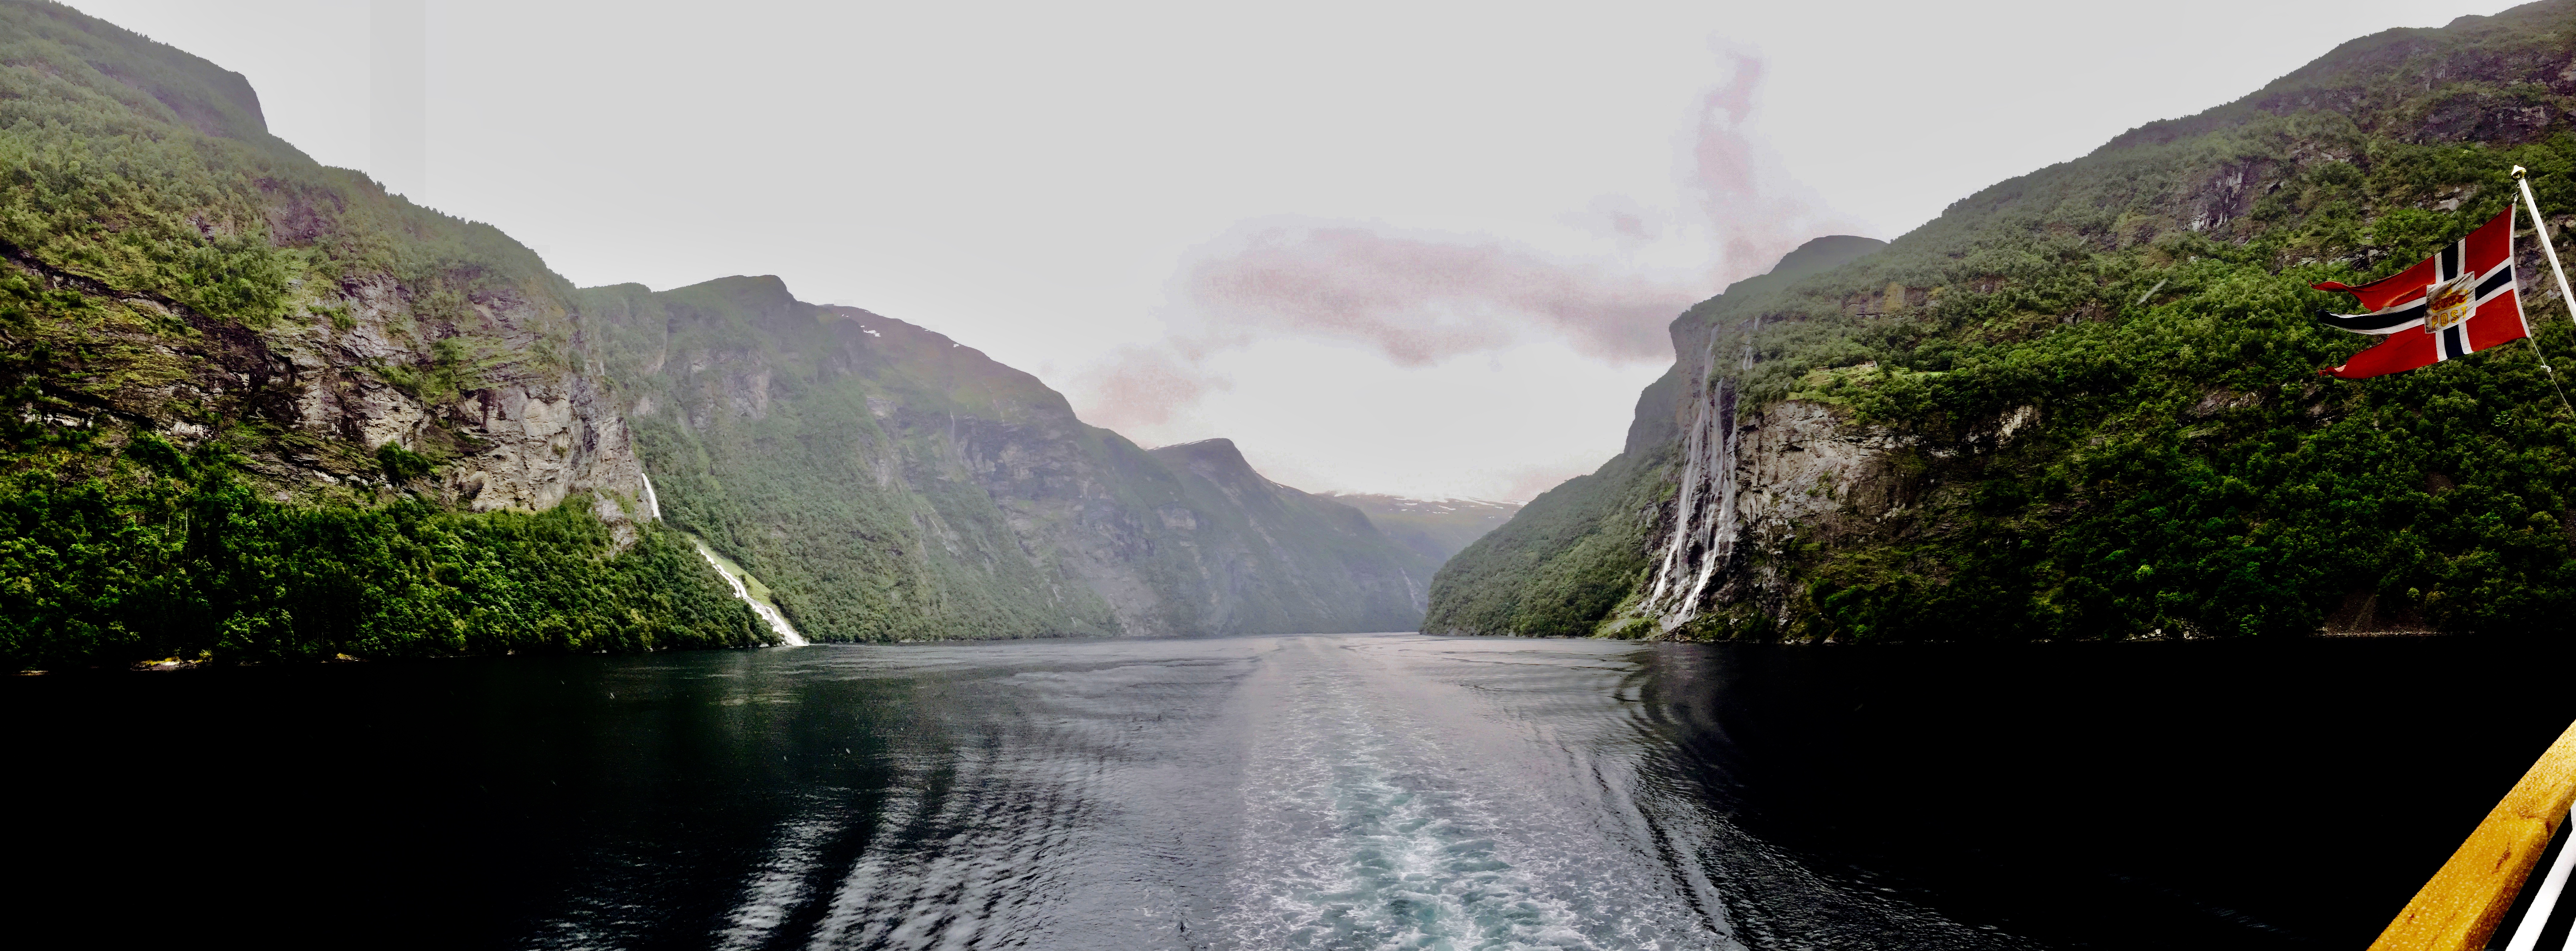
[1642,342,1719,612]
[696,541,806,646]
[639,472,663,520]
[1641,315,1760,629]
[1676,374,1741,620]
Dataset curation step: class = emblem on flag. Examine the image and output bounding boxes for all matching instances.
[2312,207,2528,378]
[2425,272,2477,332]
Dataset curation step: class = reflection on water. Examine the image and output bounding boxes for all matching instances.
[15,633,2576,949]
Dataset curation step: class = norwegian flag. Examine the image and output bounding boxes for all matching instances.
[2314,207,2528,378]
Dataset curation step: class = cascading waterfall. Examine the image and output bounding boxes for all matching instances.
[648,472,799,644]
[1675,376,1741,621]
[1640,315,1759,630]
[695,542,807,646]
[1642,342,1718,612]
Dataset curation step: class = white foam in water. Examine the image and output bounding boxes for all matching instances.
[1214,638,1733,950]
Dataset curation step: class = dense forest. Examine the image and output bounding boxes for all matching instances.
[1430,1,2576,640]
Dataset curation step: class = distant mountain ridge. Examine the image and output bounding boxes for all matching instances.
[1324,494,1524,566]
[587,276,1439,640]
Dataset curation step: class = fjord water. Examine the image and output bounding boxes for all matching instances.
[17,634,2576,949]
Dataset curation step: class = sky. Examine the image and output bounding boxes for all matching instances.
[63,0,2524,500]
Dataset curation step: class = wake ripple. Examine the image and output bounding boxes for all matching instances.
[1216,639,1728,950]
[661,636,2034,950]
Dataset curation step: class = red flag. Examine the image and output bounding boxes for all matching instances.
[2314,207,2527,379]
[2329,209,2524,379]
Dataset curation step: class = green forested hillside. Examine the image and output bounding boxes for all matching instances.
[0,1,760,669]
[582,277,1124,640]
[587,277,1437,641]
[1430,0,2576,640]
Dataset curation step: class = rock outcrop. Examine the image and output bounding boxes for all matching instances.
[0,2,764,669]
[267,276,650,522]
[0,2,650,528]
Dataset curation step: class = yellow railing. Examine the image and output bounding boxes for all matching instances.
[2369,718,2576,950]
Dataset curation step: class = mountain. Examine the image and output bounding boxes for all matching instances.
[0,0,1440,668]
[0,3,735,668]
[585,277,1438,640]
[1429,0,2576,641]
[1326,494,1525,566]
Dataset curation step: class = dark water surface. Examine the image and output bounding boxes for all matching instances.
[15,633,2576,949]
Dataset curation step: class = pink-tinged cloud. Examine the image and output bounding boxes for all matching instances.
[1184,225,1700,366]
[1692,48,1843,287]
[1074,48,1857,450]
[1498,462,1604,503]
[1072,345,1230,432]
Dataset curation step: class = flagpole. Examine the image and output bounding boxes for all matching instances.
[2510,166,2576,415]
[2514,166,2576,320]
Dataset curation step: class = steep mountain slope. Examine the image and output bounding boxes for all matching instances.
[1435,0,2576,642]
[1145,440,1438,631]
[586,277,1436,640]
[1326,494,1525,566]
[0,1,762,668]
[1426,235,1888,638]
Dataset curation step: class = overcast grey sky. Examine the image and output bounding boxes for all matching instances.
[65,0,2520,499]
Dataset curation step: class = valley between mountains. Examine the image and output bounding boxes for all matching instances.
[14,0,2576,670]
[0,0,1515,668]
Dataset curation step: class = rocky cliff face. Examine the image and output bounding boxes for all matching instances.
[1422,236,1888,639]
[0,3,762,669]
[588,277,1435,640]
[252,270,651,533]
[1616,363,2016,637]
[14,255,653,535]
[0,2,651,527]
